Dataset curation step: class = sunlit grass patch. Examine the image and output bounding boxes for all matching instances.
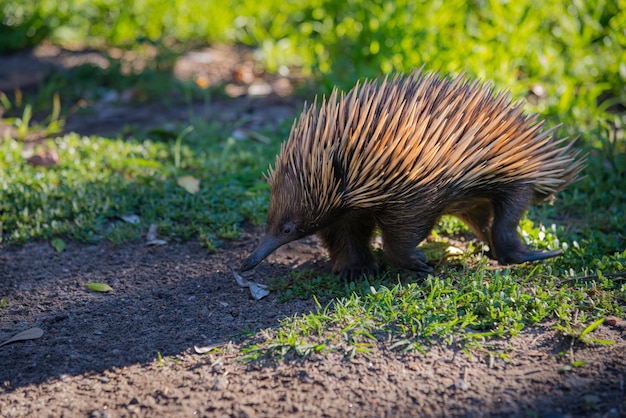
[244,249,626,360]
[0,121,282,245]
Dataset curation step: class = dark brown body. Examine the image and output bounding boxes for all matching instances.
[314,183,561,278]
[241,71,584,278]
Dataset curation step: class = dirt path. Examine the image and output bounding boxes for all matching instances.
[1,238,625,418]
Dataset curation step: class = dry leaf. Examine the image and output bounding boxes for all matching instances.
[146,223,158,241]
[26,149,59,167]
[51,238,66,252]
[249,283,270,300]
[146,224,167,246]
[605,316,626,328]
[232,270,249,287]
[194,344,220,354]
[120,214,141,224]
[0,327,44,347]
[86,282,113,293]
[232,270,269,300]
[177,175,200,194]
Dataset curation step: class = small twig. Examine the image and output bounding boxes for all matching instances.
[557,272,626,286]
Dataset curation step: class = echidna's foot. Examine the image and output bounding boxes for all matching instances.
[318,212,379,281]
[409,255,434,276]
[378,220,437,276]
[488,184,565,266]
[383,248,433,276]
[498,248,563,265]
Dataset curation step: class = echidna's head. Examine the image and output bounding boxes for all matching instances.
[241,167,319,272]
[241,96,345,272]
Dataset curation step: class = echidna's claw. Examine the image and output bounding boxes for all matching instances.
[497,249,563,265]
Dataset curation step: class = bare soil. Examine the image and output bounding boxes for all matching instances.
[1,44,625,418]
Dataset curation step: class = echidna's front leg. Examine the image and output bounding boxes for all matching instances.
[491,184,562,264]
[317,212,378,279]
[377,213,435,275]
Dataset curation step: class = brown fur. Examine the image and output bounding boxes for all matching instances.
[241,70,585,279]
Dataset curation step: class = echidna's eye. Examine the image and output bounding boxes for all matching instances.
[281,222,295,235]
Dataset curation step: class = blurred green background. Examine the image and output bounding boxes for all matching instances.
[2,0,625,124]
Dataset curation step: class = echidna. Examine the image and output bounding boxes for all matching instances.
[241,70,585,279]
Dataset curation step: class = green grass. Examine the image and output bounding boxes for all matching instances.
[243,261,625,360]
[0,119,284,245]
[243,229,625,360]
[1,0,625,360]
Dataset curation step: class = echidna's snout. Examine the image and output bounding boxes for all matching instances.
[241,235,284,271]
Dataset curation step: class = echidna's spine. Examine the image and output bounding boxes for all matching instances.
[272,70,583,215]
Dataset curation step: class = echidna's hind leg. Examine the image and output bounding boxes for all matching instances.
[453,198,496,257]
[318,211,378,280]
[491,184,562,264]
[377,212,435,275]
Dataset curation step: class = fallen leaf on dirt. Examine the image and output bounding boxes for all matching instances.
[0,327,44,347]
[120,214,141,224]
[232,270,250,287]
[51,238,66,252]
[605,316,626,328]
[146,224,167,246]
[194,344,220,354]
[232,270,270,300]
[177,175,200,194]
[146,223,158,241]
[249,283,270,300]
[146,238,167,246]
[26,149,59,167]
[86,282,113,293]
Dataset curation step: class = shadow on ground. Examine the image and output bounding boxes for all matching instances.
[0,237,320,388]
